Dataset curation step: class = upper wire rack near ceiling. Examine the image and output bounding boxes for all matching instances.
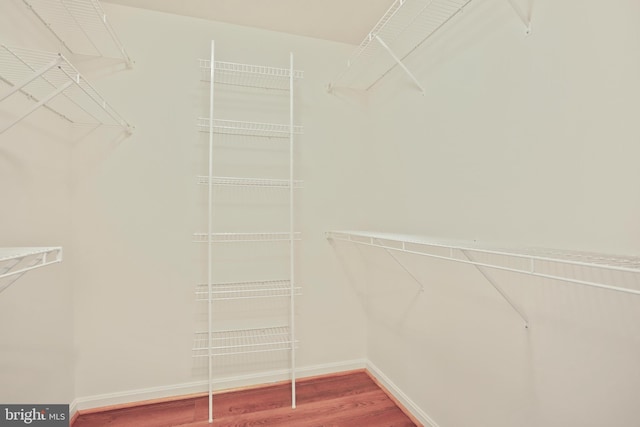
[200,59,304,90]
[0,44,133,134]
[22,0,133,67]
[329,0,474,92]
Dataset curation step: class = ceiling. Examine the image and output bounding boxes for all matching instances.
[101,0,395,45]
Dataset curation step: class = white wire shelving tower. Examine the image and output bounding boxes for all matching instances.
[194,41,303,423]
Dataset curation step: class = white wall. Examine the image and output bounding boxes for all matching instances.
[69,3,368,403]
[342,0,640,426]
[4,0,638,425]
[0,121,74,405]
[1,0,368,410]
[0,1,75,406]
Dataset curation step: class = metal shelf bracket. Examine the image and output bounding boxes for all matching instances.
[506,0,532,34]
[461,249,529,328]
[374,238,425,293]
[374,35,425,95]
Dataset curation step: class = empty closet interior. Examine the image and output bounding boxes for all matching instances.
[1,0,639,426]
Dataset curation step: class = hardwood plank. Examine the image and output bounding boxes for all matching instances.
[190,390,395,427]
[74,371,419,427]
[73,399,196,427]
[193,371,380,419]
[365,371,424,427]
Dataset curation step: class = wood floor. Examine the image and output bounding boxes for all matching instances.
[72,370,420,427]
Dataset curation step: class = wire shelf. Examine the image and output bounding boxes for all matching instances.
[197,176,303,189]
[197,118,302,138]
[0,45,133,134]
[0,247,62,293]
[329,0,473,91]
[326,231,640,296]
[21,0,133,66]
[193,326,296,357]
[196,280,301,301]
[200,60,303,90]
[193,232,301,243]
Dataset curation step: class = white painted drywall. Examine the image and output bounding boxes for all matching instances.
[346,0,640,426]
[4,1,638,425]
[68,3,369,399]
[0,0,369,408]
[0,34,74,411]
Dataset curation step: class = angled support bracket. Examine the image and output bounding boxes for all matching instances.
[0,57,62,102]
[0,272,25,294]
[461,249,529,328]
[374,35,425,95]
[0,80,73,135]
[374,239,425,293]
[506,0,532,34]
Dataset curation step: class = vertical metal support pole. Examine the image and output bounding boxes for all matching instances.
[208,41,215,424]
[289,52,297,410]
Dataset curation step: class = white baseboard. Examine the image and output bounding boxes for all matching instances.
[69,400,78,422]
[366,361,440,427]
[71,358,367,413]
[70,359,437,427]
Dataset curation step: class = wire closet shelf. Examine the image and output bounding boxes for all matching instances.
[197,118,303,139]
[198,43,302,422]
[193,232,301,243]
[326,231,640,296]
[197,176,303,189]
[0,45,133,134]
[193,326,297,357]
[200,59,303,90]
[0,247,62,293]
[196,280,301,301]
[329,0,476,91]
[21,0,133,66]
